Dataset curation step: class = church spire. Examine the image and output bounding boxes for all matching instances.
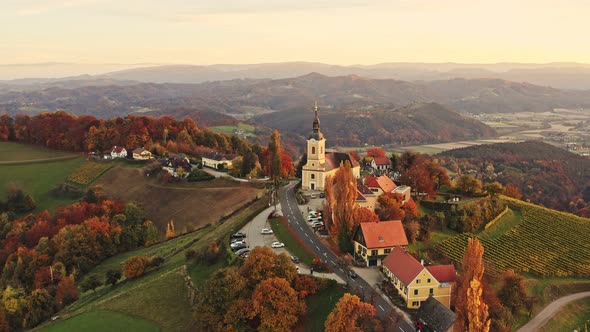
[310,99,324,140]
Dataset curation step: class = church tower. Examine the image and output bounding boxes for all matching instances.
[302,101,326,191]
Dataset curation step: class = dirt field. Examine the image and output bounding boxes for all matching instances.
[96,167,264,234]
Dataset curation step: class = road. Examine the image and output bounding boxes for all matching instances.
[517,291,590,332]
[279,182,415,332]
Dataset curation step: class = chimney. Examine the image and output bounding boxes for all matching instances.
[420,259,424,266]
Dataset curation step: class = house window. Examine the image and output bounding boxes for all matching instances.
[412,301,419,307]
[416,279,421,284]
[311,174,315,179]
[371,249,378,256]
[427,278,431,283]
[414,289,419,295]
[429,288,434,295]
[384,248,391,254]
[312,147,316,154]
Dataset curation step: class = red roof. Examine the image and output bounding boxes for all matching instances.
[382,247,425,285]
[426,265,457,283]
[365,175,397,193]
[373,157,391,166]
[324,152,360,172]
[111,146,126,153]
[357,184,374,196]
[356,189,367,202]
[359,220,408,248]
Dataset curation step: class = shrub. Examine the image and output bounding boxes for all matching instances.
[311,258,329,273]
[124,256,151,279]
[149,256,165,268]
[185,249,197,261]
[187,169,214,182]
[105,269,122,286]
[80,274,102,293]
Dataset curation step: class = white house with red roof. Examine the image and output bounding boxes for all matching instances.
[382,247,456,309]
[371,156,391,174]
[352,220,408,266]
[104,146,127,159]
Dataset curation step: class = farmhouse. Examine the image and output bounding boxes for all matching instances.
[160,154,192,178]
[301,102,360,191]
[352,220,408,266]
[371,157,391,174]
[382,247,456,309]
[202,152,236,170]
[104,146,127,159]
[364,175,397,196]
[132,147,153,160]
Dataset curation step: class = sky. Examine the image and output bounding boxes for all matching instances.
[2,0,590,66]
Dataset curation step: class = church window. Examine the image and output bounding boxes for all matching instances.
[312,147,316,154]
[311,174,315,179]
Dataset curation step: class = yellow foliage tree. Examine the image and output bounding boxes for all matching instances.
[166,219,175,240]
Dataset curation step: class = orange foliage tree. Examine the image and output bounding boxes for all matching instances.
[366,147,386,158]
[327,162,359,253]
[55,275,79,309]
[124,256,151,279]
[325,293,383,332]
[166,219,175,240]
[239,246,297,287]
[455,238,490,332]
[352,207,380,224]
[249,277,305,332]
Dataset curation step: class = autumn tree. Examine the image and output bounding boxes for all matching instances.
[239,247,297,287]
[503,184,522,200]
[352,207,380,224]
[366,147,386,158]
[455,238,490,332]
[483,182,504,196]
[376,193,405,221]
[143,220,160,246]
[80,274,102,293]
[268,130,282,186]
[325,293,383,332]
[124,256,151,279]
[55,275,79,309]
[456,174,483,195]
[249,277,305,332]
[498,270,527,314]
[4,186,36,213]
[23,289,53,328]
[405,220,421,244]
[328,162,358,253]
[166,219,175,240]
[0,308,8,332]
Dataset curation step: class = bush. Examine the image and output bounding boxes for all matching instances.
[187,169,215,182]
[185,249,197,261]
[124,256,151,279]
[105,269,122,286]
[311,258,329,273]
[149,256,165,268]
[80,274,102,293]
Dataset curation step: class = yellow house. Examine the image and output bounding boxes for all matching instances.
[301,102,360,191]
[382,247,456,309]
[356,185,377,211]
[352,220,408,266]
[132,148,153,160]
[364,175,397,196]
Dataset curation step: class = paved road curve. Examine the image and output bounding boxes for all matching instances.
[279,182,415,332]
[517,291,590,332]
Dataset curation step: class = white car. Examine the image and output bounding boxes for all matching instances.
[271,241,285,248]
[312,221,324,228]
[261,228,274,234]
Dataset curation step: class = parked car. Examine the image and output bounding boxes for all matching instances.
[308,216,320,222]
[230,241,246,249]
[230,238,245,244]
[268,210,280,219]
[310,194,316,199]
[235,248,250,256]
[271,242,285,248]
[319,192,325,198]
[348,270,358,278]
[230,232,246,239]
[231,243,247,252]
[261,228,274,234]
[290,256,300,263]
[311,221,324,228]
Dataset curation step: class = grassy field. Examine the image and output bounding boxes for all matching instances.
[540,297,590,332]
[210,123,256,137]
[298,282,346,332]
[40,310,159,332]
[0,141,76,162]
[478,208,522,240]
[38,197,269,332]
[269,217,316,266]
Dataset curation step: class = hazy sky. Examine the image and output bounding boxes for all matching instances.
[2,0,589,65]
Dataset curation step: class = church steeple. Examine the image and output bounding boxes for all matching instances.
[310,100,324,140]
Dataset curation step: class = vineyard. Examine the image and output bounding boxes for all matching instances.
[68,162,113,185]
[437,196,590,277]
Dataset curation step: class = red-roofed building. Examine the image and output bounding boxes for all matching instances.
[371,156,391,174]
[356,185,377,211]
[382,247,456,309]
[364,175,397,196]
[352,220,408,266]
[104,146,127,159]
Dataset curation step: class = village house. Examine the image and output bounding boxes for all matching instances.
[417,296,456,332]
[382,247,456,309]
[356,184,377,211]
[132,147,153,160]
[302,102,360,191]
[352,220,408,266]
[371,156,391,174]
[160,154,192,178]
[104,146,127,159]
[364,175,397,196]
[392,185,411,204]
[202,152,236,170]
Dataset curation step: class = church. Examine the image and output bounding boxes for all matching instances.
[301,102,360,191]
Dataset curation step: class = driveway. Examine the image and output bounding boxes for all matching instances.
[518,291,590,332]
[280,182,415,332]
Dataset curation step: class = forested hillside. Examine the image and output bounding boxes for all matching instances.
[441,141,590,216]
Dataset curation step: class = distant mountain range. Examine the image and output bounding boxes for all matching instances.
[3,61,590,89]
